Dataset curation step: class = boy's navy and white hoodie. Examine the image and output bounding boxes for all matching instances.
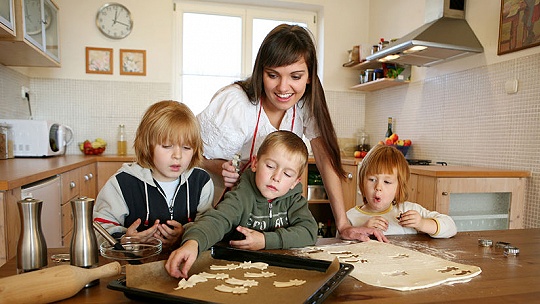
[93,162,214,237]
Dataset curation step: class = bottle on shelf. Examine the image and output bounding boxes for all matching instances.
[356,129,370,152]
[117,124,127,156]
[317,222,325,238]
[324,219,334,238]
[385,117,393,138]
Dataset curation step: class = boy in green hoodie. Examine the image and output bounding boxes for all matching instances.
[165,130,317,279]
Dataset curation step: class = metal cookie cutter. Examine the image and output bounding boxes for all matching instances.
[478,239,493,247]
[496,241,511,248]
[504,246,520,256]
[232,153,241,173]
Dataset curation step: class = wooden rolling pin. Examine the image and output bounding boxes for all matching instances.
[0,262,121,304]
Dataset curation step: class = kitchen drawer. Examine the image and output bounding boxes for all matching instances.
[80,163,97,199]
[61,200,73,238]
[61,169,80,202]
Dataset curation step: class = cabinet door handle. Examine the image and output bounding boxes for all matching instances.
[88,173,94,179]
[347,173,353,180]
[442,192,449,196]
[84,175,90,181]
[70,181,76,189]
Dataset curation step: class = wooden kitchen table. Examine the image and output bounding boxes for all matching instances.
[0,229,538,303]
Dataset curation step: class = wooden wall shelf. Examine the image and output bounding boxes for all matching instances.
[350,78,409,92]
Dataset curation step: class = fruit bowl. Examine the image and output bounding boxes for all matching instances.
[393,145,410,156]
[79,138,107,155]
[79,143,106,155]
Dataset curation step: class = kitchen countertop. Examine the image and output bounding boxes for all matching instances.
[0,229,538,303]
[309,156,361,166]
[0,155,135,191]
[409,165,530,178]
[1,156,530,191]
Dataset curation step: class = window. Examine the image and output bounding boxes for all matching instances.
[173,1,317,115]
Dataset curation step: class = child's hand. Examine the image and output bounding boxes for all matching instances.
[125,218,159,243]
[229,226,265,250]
[364,216,389,231]
[399,210,438,235]
[222,160,240,188]
[398,210,423,229]
[155,220,185,249]
[165,239,199,279]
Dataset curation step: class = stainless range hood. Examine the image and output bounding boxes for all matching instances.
[366,0,483,67]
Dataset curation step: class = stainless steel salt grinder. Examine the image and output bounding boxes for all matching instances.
[17,198,48,274]
[70,196,99,287]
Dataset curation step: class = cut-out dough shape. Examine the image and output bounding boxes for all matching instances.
[382,270,409,277]
[174,274,208,290]
[239,261,269,270]
[215,284,249,294]
[225,277,259,287]
[438,266,459,273]
[198,272,229,280]
[210,264,240,271]
[273,279,307,288]
[244,271,276,278]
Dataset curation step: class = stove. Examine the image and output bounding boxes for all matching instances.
[407,159,448,166]
[407,159,432,165]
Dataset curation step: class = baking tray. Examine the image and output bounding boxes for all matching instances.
[108,245,353,304]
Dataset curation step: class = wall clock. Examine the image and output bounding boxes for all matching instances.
[96,3,133,39]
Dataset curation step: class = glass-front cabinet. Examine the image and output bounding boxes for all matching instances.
[23,0,59,62]
[408,166,530,232]
[0,0,59,66]
[0,0,14,36]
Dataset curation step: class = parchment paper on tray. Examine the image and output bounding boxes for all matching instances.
[126,248,341,304]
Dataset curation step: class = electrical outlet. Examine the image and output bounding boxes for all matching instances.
[21,86,30,99]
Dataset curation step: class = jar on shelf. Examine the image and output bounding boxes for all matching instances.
[359,70,365,84]
[364,69,375,83]
[374,69,384,80]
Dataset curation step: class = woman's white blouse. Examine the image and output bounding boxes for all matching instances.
[197,84,319,162]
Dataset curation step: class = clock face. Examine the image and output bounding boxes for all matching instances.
[24,0,52,36]
[96,3,133,39]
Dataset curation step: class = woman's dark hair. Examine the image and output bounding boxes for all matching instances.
[235,24,345,178]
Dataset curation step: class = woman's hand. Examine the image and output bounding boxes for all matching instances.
[229,226,265,250]
[339,225,389,242]
[364,216,389,231]
[222,160,240,188]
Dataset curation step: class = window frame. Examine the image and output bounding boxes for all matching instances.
[172,0,317,108]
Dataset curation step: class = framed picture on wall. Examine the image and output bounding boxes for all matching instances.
[498,0,540,55]
[120,49,146,76]
[85,47,113,74]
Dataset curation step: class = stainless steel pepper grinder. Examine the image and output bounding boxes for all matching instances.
[70,196,99,287]
[17,197,48,274]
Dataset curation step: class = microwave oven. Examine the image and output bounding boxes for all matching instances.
[0,119,74,157]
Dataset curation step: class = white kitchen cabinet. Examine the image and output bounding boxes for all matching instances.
[0,0,60,66]
[0,0,15,37]
[408,166,530,231]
